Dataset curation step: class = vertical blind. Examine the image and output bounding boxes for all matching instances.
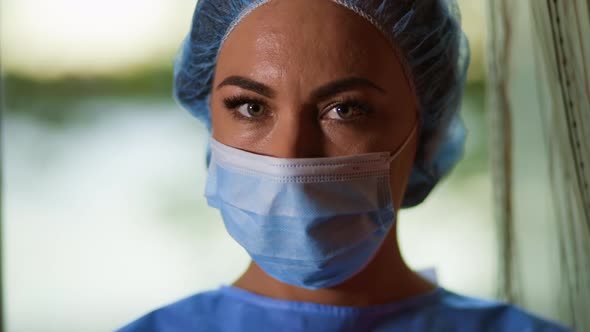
[488,0,589,330]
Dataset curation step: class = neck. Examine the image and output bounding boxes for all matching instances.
[232,224,436,306]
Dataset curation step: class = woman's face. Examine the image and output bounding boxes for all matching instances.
[211,0,418,207]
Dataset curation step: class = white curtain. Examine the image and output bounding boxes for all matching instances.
[487,0,589,330]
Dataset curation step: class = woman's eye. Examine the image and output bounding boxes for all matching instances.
[324,103,368,121]
[237,103,265,118]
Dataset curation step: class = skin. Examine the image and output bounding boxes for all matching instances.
[210,0,436,306]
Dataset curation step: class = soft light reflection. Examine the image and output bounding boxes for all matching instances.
[1,0,196,78]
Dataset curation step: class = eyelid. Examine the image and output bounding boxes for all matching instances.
[222,95,272,123]
[221,94,374,122]
[223,95,268,109]
[319,98,375,120]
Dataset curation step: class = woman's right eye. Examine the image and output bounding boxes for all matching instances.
[223,97,268,120]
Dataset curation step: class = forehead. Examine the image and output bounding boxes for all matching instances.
[214,0,408,90]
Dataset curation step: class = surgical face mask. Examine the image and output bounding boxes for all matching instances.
[204,127,416,289]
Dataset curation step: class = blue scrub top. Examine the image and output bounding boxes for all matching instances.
[118,286,573,332]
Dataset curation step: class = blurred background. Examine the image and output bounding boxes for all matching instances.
[0,0,551,331]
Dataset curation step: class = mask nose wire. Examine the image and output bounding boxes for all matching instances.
[388,122,419,163]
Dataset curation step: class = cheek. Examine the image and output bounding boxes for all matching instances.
[210,101,232,141]
[321,110,409,155]
[320,123,384,155]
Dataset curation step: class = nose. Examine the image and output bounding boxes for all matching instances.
[266,108,324,158]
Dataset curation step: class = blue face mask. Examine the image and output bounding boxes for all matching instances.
[205,128,416,289]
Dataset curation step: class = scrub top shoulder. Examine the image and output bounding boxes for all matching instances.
[117,286,573,332]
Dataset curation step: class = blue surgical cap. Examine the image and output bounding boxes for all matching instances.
[173,0,470,208]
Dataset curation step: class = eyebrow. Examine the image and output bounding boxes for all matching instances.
[216,76,385,100]
[217,76,276,98]
[310,77,386,101]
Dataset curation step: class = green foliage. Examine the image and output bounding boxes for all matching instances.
[2,68,174,123]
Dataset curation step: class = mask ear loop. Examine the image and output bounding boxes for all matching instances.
[388,122,420,163]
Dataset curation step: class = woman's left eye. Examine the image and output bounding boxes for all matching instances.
[323,102,371,121]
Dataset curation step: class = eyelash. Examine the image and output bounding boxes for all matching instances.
[223,96,269,122]
[221,95,374,122]
[321,97,375,121]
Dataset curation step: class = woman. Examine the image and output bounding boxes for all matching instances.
[119,0,572,331]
